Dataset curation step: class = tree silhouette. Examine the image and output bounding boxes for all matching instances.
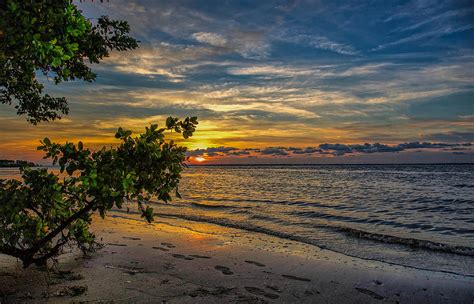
[0,1,198,267]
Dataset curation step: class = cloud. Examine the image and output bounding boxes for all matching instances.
[277,31,358,55]
[99,42,225,82]
[187,141,473,159]
[292,147,322,154]
[304,35,359,55]
[186,146,239,157]
[227,65,314,77]
[373,25,474,51]
[230,30,270,59]
[191,30,270,59]
[374,2,474,51]
[318,142,472,156]
[228,150,251,156]
[399,7,474,32]
[260,147,289,156]
[192,32,228,47]
[202,102,319,119]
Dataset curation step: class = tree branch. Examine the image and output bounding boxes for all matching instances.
[26,201,94,256]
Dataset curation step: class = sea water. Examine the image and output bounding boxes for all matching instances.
[2,164,473,276]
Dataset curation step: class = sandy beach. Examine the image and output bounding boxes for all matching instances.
[0,211,473,303]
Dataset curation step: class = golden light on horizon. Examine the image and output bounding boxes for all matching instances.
[195,157,206,163]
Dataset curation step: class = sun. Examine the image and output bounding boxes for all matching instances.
[194,156,206,163]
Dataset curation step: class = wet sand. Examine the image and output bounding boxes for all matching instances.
[1,212,473,303]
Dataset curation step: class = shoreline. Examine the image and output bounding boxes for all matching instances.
[113,208,474,278]
[1,212,473,303]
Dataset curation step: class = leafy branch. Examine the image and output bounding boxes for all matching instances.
[0,117,198,268]
[0,1,139,123]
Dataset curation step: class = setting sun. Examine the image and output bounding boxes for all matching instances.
[194,156,206,163]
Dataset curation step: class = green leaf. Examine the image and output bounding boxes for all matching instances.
[51,57,61,67]
[69,43,79,51]
[53,192,63,203]
[8,2,17,12]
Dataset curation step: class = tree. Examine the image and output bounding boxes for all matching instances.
[0,2,199,267]
[0,0,138,124]
[0,117,197,268]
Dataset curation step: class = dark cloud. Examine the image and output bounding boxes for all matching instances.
[186,146,238,157]
[318,143,404,155]
[318,142,472,156]
[260,147,289,156]
[187,141,473,158]
[319,143,354,154]
[292,147,322,154]
[229,151,250,156]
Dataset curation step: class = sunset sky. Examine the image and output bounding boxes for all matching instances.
[1,0,473,164]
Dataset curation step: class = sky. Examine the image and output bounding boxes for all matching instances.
[1,0,473,164]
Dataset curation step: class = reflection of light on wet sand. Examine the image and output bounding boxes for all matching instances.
[92,212,225,249]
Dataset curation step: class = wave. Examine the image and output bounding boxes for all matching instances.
[190,202,239,209]
[249,214,284,222]
[186,196,354,210]
[117,208,474,257]
[334,226,474,256]
[143,199,474,252]
[453,184,474,188]
[291,210,474,235]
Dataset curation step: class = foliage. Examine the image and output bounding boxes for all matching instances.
[0,1,200,269]
[0,0,138,124]
[0,117,198,268]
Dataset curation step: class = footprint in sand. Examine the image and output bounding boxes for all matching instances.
[282,274,311,282]
[245,260,266,267]
[265,285,282,293]
[53,270,84,281]
[122,236,141,240]
[244,286,279,299]
[304,289,321,295]
[161,242,176,248]
[189,254,211,259]
[214,265,233,275]
[171,254,194,260]
[163,262,175,270]
[355,287,384,300]
[107,243,127,247]
[152,246,169,251]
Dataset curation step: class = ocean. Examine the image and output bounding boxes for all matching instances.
[2,164,473,276]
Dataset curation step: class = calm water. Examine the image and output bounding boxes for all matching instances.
[2,164,473,276]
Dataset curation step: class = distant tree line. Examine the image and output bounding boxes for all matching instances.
[0,159,37,167]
